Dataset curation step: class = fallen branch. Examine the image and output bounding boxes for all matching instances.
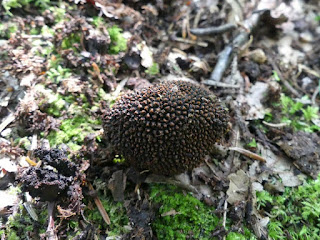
[88,183,111,225]
[270,60,302,98]
[205,10,287,83]
[262,121,289,128]
[46,201,58,240]
[229,147,266,163]
[190,23,237,36]
[0,113,15,134]
[171,36,208,47]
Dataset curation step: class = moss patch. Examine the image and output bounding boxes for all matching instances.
[107,26,127,54]
[150,184,256,240]
[48,115,100,151]
[257,176,320,239]
[151,184,220,239]
[4,202,48,239]
[84,195,129,237]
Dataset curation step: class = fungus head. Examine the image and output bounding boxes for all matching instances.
[103,81,230,176]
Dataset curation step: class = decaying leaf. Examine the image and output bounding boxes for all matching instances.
[227,170,249,205]
[277,131,320,179]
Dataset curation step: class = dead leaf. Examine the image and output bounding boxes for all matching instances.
[227,170,249,204]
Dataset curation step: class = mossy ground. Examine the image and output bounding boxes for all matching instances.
[150,184,256,240]
[4,201,48,240]
[84,195,130,237]
[257,176,320,240]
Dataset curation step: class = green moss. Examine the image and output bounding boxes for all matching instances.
[2,0,52,16]
[84,194,129,236]
[45,94,66,117]
[145,62,160,75]
[14,137,31,150]
[257,176,320,239]
[226,232,246,240]
[113,155,125,163]
[47,65,72,84]
[7,231,19,240]
[61,33,81,51]
[272,70,281,82]
[48,115,100,151]
[151,184,256,240]
[107,26,127,54]
[48,6,67,23]
[226,230,256,240]
[5,201,47,239]
[280,94,320,132]
[0,22,19,38]
[92,16,105,27]
[247,138,257,148]
[2,0,31,16]
[150,184,220,240]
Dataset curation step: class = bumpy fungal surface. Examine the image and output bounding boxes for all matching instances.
[103,80,230,176]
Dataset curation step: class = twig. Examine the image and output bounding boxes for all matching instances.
[297,64,320,78]
[229,147,266,163]
[171,36,208,47]
[23,201,38,221]
[222,199,228,240]
[88,183,111,225]
[311,83,319,106]
[190,23,237,36]
[201,80,241,88]
[206,10,287,83]
[262,121,289,128]
[270,60,302,98]
[31,134,38,150]
[112,78,128,100]
[46,201,58,240]
[0,113,15,134]
[209,45,234,82]
[193,8,203,28]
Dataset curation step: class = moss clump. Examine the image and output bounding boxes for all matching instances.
[4,201,48,239]
[103,81,230,175]
[61,33,81,51]
[45,94,66,117]
[150,184,219,239]
[48,116,100,151]
[151,184,255,240]
[257,176,320,239]
[279,94,320,132]
[145,62,160,75]
[84,195,129,237]
[107,26,127,54]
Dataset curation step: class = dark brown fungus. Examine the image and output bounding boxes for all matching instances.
[103,81,230,176]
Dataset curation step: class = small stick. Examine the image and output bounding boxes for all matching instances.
[193,8,203,28]
[209,32,249,82]
[202,80,240,88]
[31,134,38,150]
[0,113,15,133]
[229,147,266,163]
[46,201,58,240]
[206,10,287,83]
[262,121,289,128]
[222,199,228,240]
[311,81,319,106]
[270,61,302,98]
[88,183,111,225]
[171,36,208,47]
[191,23,237,36]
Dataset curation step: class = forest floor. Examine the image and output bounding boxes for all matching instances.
[0,0,320,239]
